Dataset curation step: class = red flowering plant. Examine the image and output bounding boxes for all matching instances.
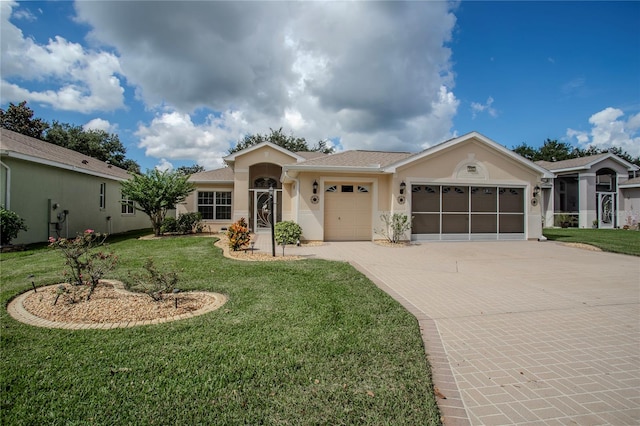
[48,229,118,301]
[226,218,251,251]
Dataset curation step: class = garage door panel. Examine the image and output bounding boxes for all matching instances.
[324,182,372,241]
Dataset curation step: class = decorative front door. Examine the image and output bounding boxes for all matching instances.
[254,190,272,232]
[598,193,615,228]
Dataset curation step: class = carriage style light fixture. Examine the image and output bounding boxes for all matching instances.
[312,180,318,194]
[400,181,406,195]
[533,185,541,197]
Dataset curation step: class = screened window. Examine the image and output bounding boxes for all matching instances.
[99,183,106,209]
[198,191,232,220]
[121,193,134,214]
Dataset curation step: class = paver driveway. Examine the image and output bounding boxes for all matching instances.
[281,239,640,425]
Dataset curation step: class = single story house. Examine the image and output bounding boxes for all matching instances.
[0,128,149,245]
[181,132,556,241]
[535,154,639,229]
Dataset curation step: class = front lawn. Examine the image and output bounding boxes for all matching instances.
[0,235,441,425]
[543,228,640,256]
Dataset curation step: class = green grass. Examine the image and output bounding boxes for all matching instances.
[543,228,640,256]
[1,234,441,425]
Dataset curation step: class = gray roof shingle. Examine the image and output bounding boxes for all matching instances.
[0,128,131,180]
[296,150,413,168]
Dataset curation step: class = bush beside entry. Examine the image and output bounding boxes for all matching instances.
[274,221,303,255]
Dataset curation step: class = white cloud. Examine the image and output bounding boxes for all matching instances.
[470,96,497,119]
[0,1,124,113]
[136,110,249,170]
[83,118,115,133]
[73,1,459,159]
[566,107,640,157]
[155,159,174,172]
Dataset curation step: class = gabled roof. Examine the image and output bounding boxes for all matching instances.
[535,153,639,173]
[619,177,640,188]
[223,141,307,164]
[188,167,234,183]
[293,150,412,169]
[0,128,131,180]
[385,131,554,177]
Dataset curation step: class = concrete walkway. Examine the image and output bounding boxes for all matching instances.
[253,235,640,425]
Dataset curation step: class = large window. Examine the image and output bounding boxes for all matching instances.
[121,193,135,214]
[198,191,232,220]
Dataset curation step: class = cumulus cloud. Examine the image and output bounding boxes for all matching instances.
[83,118,115,133]
[0,1,125,113]
[155,159,174,172]
[566,107,640,157]
[74,1,459,159]
[470,96,497,119]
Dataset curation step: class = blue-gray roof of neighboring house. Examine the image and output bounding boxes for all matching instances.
[0,128,131,180]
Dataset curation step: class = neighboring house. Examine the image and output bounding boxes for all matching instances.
[0,129,149,245]
[536,154,639,229]
[180,132,554,241]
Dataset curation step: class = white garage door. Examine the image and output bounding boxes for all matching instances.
[324,183,372,241]
[411,185,525,241]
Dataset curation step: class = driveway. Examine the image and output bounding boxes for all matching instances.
[279,239,640,425]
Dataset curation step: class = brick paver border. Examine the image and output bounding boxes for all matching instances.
[350,260,471,425]
[7,284,228,329]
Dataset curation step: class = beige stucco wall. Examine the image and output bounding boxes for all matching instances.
[394,138,545,240]
[2,157,149,245]
[179,183,235,232]
[293,172,395,241]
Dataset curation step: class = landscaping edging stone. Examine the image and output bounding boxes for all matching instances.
[7,282,228,329]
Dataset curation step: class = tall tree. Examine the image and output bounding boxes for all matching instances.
[512,139,640,166]
[0,101,49,139]
[120,169,195,236]
[229,127,334,154]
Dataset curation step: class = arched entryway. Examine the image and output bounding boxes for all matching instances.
[596,168,617,228]
[248,163,282,232]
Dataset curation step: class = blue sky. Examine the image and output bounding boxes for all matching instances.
[2,1,639,172]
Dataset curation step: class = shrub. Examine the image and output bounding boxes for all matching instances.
[377,212,412,244]
[126,258,178,301]
[160,217,179,234]
[48,230,118,301]
[177,212,202,234]
[227,217,250,251]
[0,207,28,245]
[275,221,303,245]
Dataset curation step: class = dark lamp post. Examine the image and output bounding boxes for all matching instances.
[269,186,276,257]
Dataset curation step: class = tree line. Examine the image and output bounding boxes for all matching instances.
[512,139,640,166]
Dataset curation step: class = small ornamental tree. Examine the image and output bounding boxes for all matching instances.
[377,213,412,244]
[48,230,118,301]
[0,207,28,245]
[227,218,251,251]
[120,169,195,236]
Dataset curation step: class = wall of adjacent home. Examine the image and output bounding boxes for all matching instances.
[620,186,640,228]
[2,157,149,245]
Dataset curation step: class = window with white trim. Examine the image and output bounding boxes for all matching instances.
[198,191,232,220]
[99,183,106,209]
[121,193,135,214]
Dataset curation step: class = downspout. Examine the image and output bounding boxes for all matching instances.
[1,160,10,209]
[284,170,300,223]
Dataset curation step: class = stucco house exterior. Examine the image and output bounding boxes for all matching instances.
[536,154,639,229]
[180,132,555,241]
[1,128,149,245]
